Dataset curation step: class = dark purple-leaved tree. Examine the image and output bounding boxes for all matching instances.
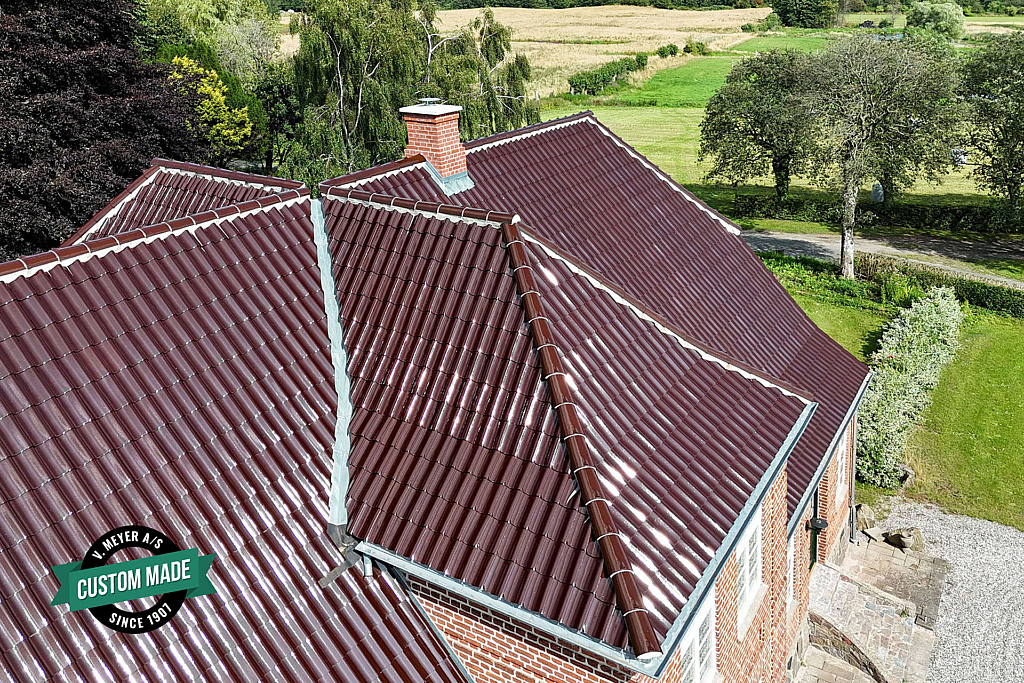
[0,0,206,260]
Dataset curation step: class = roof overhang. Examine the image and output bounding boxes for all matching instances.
[787,371,873,537]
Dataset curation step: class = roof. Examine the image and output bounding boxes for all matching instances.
[0,184,470,682]
[321,188,813,663]
[63,158,304,246]
[326,111,870,520]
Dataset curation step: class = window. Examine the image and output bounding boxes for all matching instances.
[680,589,716,683]
[834,431,849,508]
[786,534,795,605]
[736,507,763,622]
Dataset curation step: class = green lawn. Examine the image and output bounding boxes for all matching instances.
[616,57,739,107]
[790,292,888,362]
[730,33,833,52]
[906,311,1024,529]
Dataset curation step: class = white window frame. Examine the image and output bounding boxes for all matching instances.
[786,533,795,606]
[735,506,763,624]
[679,587,717,683]
[834,431,849,508]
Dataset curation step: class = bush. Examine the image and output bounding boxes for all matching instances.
[879,17,894,27]
[684,39,710,55]
[733,193,844,224]
[758,11,784,29]
[733,193,1018,234]
[742,22,756,31]
[906,0,966,39]
[857,288,964,487]
[656,43,680,58]
[567,55,648,94]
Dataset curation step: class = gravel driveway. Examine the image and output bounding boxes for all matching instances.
[881,501,1024,682]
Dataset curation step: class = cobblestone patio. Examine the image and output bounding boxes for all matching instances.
[796,646,875,683]
[841,538,949,630]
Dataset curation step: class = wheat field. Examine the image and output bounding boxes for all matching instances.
[435,6,770,96]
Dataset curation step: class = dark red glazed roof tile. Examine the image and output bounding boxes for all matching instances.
[346,113,868,517]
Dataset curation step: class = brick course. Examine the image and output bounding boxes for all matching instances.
[403,111,468,178]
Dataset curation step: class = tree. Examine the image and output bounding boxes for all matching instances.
[699,50,817,199]
[419,5,538,139]
[805,35,958,278]
[772,0,839,27]
[255,63,303,175]
[0,0,205,261]
[906,0,966,39]
[961,32,1024,224]
[291,0,537,175]
[170,56,253,164]
[870,35,961,206]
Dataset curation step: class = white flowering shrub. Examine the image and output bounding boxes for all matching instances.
[856,288,964,487]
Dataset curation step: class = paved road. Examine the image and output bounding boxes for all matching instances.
[740,230,1024,291]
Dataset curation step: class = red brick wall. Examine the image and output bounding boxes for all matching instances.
[403,112,468,178]
[715,471,790,683]
[815,417,856,564]
[411,466,799,683]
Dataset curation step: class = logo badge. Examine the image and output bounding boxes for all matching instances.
[50,525,216,634]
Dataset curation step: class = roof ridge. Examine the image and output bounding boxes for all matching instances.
[150,158,305,189]
[1,189,308,283]
[320,155,428,191]
[464,111,594,153]
[520,227,815,403]
[323,187,518,225]
[63,165,164,246]
[499,219,663,661]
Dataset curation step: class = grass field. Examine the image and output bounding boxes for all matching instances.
[730,33,833,52]
[436,5,769,96]
[768,256,1024,531]
[615,57,739,107]
[906,311,1024,529]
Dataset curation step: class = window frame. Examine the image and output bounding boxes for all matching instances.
[679,587,717,683]
[834,431,849,508]
[786,533,795,606]
[735,506,764,623]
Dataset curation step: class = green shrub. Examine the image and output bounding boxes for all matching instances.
[741,22,756,31]
[857,288,964,487]
[684,39,710,55]
[857,255,1024,318]
[656,43,679,58]
[758,11,783,29]
[878,270,925,307]
[879,17,894,27]
[567,55,648,94]
[733,193,843,224]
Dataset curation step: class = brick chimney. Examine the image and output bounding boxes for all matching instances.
[400,99,470,186]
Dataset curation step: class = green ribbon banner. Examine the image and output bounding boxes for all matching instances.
[50,548,216,612]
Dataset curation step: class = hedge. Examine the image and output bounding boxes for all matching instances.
[856,288,964,487]
[568,55,649,95]
[857,255,1024,319]
[733,192,1019,234]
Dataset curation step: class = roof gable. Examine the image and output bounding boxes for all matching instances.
[64,159,304,246]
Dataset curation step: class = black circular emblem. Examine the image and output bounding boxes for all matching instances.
[80,526,186,634]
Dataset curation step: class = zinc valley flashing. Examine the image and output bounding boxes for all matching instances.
[0,190,310,284]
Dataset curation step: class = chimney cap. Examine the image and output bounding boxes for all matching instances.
[400,98,463,117]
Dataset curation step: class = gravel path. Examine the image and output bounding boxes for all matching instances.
[880,500,1024,682]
